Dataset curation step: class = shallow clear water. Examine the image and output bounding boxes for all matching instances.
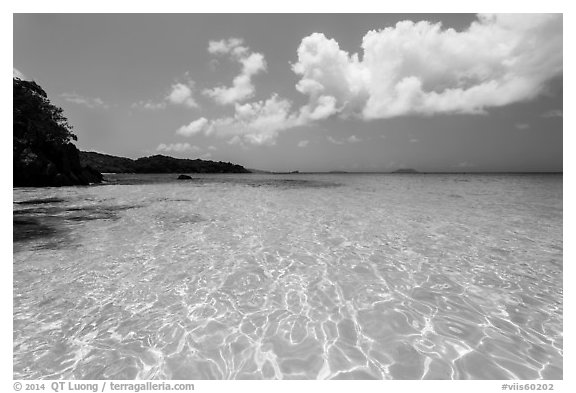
[13,173,563,379]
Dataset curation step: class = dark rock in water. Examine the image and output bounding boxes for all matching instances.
[13,78,103,187]
[177,174,193,180]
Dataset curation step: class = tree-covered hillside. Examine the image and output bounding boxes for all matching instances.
[13,78,102,187]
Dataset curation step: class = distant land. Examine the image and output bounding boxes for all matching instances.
[80,152,562,177]
[79,151,250,174]
[392,168,419,174]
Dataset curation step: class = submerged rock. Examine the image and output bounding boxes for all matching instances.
[177,174,192,180]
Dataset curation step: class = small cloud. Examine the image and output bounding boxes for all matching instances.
[13,68,26,79]
[297,140,309,148]
[61,93,109,109]
[204,38,267,105]
[167,81,198,108]
[227,136,241,145]
[131,100,167,110]
[327,136,344,145]
[199,152,212,159]
[409,138,420,143]
[347,135,361,143]
[176,117,209,137]
[541,109,562,118]
[208,38,247,56]
[207,145,217,151]
[515,123,530,130]
[156,143,200,153]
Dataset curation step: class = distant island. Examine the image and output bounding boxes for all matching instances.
[392,168,420,174]
[80,151,250,174]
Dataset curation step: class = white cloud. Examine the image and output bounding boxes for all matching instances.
[208,38,247,57]
[327,135,361,144]
[167,82,198,108]
[227,136,243,146]
[176,117,209,137]
[207,145,217,151]
[156,143,200,153]
[61,93,109,109]
[297,140,309,148]
[184,15,562,146]
[409,138,420,143]
[218,95,297,144]
[199,152,212,160]
[292,14,562,120]
[204,38,267,105]
[175,95,299,145]
[515,123,530,130]
[542,109,562,118]
[131,100,167,110]
[327,136,344,145]
[13,68,26,79]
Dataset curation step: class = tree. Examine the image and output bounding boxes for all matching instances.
[13,77,103,187]
[13,77,77,156]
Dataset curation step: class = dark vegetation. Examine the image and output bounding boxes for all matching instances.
[79,151,250,174]
[392,168,420,174]
[13,78,102,187]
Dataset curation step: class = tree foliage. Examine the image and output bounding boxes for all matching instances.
[13,77,77,154]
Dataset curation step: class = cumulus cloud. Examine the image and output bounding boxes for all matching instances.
[179,14,562,146]
[212,95,298,144]
[176,117,209,137]
[292,14,562,120]
[61,93,109,109]
[208,37,247,57]
[297,140,309,148]
[347,135,361,143]
[178,95,298,145]
[515,123,530,130]
[204,38,267,105]
[156,143,200,153]
[133,77,198,110]
[167,82,198,108]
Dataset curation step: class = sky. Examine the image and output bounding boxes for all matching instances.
[13,13,563,172]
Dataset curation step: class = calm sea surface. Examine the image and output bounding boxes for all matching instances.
[13,173,563,379]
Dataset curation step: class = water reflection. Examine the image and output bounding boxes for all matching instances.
[13,174,563,380]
